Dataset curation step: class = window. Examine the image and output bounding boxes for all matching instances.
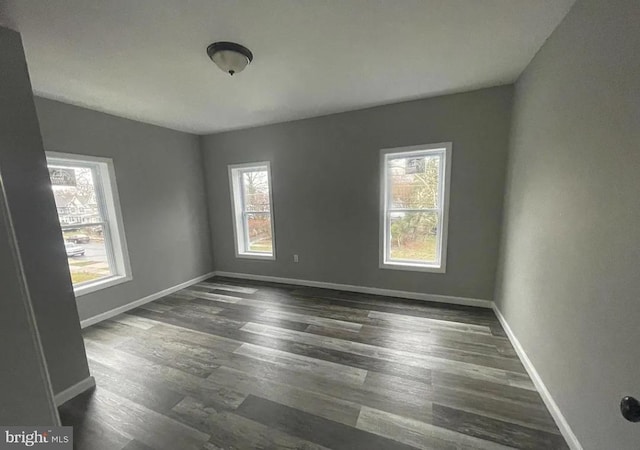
[228,162,275,260]
[47,152,131,295]
[380,143,452,272]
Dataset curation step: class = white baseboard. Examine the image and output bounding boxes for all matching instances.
[54,376,96,406]
[75,267,579,448]
[80,272,216,329]
[213,271,492,308]
[492,305,582,450]
[213,271,579,447]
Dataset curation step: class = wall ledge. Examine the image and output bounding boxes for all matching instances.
[54,376,95,406]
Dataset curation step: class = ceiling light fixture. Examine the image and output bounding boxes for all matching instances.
[206,41,253,76]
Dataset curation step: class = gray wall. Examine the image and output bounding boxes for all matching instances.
[0,175,58,425]
[495,0,640,448]
[0,26,90,399]
[34,98,213,322]
[202,86,513,300]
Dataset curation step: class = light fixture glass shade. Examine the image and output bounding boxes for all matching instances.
[207,42,253,76]
[211,49,250,75]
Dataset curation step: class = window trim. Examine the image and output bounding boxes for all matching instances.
[228,161,276,261]
[46,151,132,296]
[379,142,452,273]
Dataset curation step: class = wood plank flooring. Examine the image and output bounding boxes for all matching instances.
[59,277,568,449]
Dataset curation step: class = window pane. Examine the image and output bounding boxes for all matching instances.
[388,155,440,209]
[49,161,116,287]
[389,211,439,263]
[49,165,103,225]
[230,164,275,258]
[63,224,114,285]
[242,170,270,212]
[246,213,272,253]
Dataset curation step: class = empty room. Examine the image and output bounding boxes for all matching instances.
[0,0,638,449]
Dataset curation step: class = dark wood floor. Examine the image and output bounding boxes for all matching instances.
[59,277,568,450]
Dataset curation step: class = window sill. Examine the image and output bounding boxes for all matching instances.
[236,252,276,261]
[380,261,446,273]
[74,274,132,297]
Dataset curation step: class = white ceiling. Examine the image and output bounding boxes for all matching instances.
[1,0,574,135]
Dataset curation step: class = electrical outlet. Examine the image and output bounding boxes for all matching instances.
[293,254,299,263]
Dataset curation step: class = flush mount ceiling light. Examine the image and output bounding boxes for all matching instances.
[207,41,253,76]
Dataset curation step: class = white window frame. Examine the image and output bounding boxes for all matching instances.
[379,142,452,273]
[46,152,132,296]
[228,161,276,260]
